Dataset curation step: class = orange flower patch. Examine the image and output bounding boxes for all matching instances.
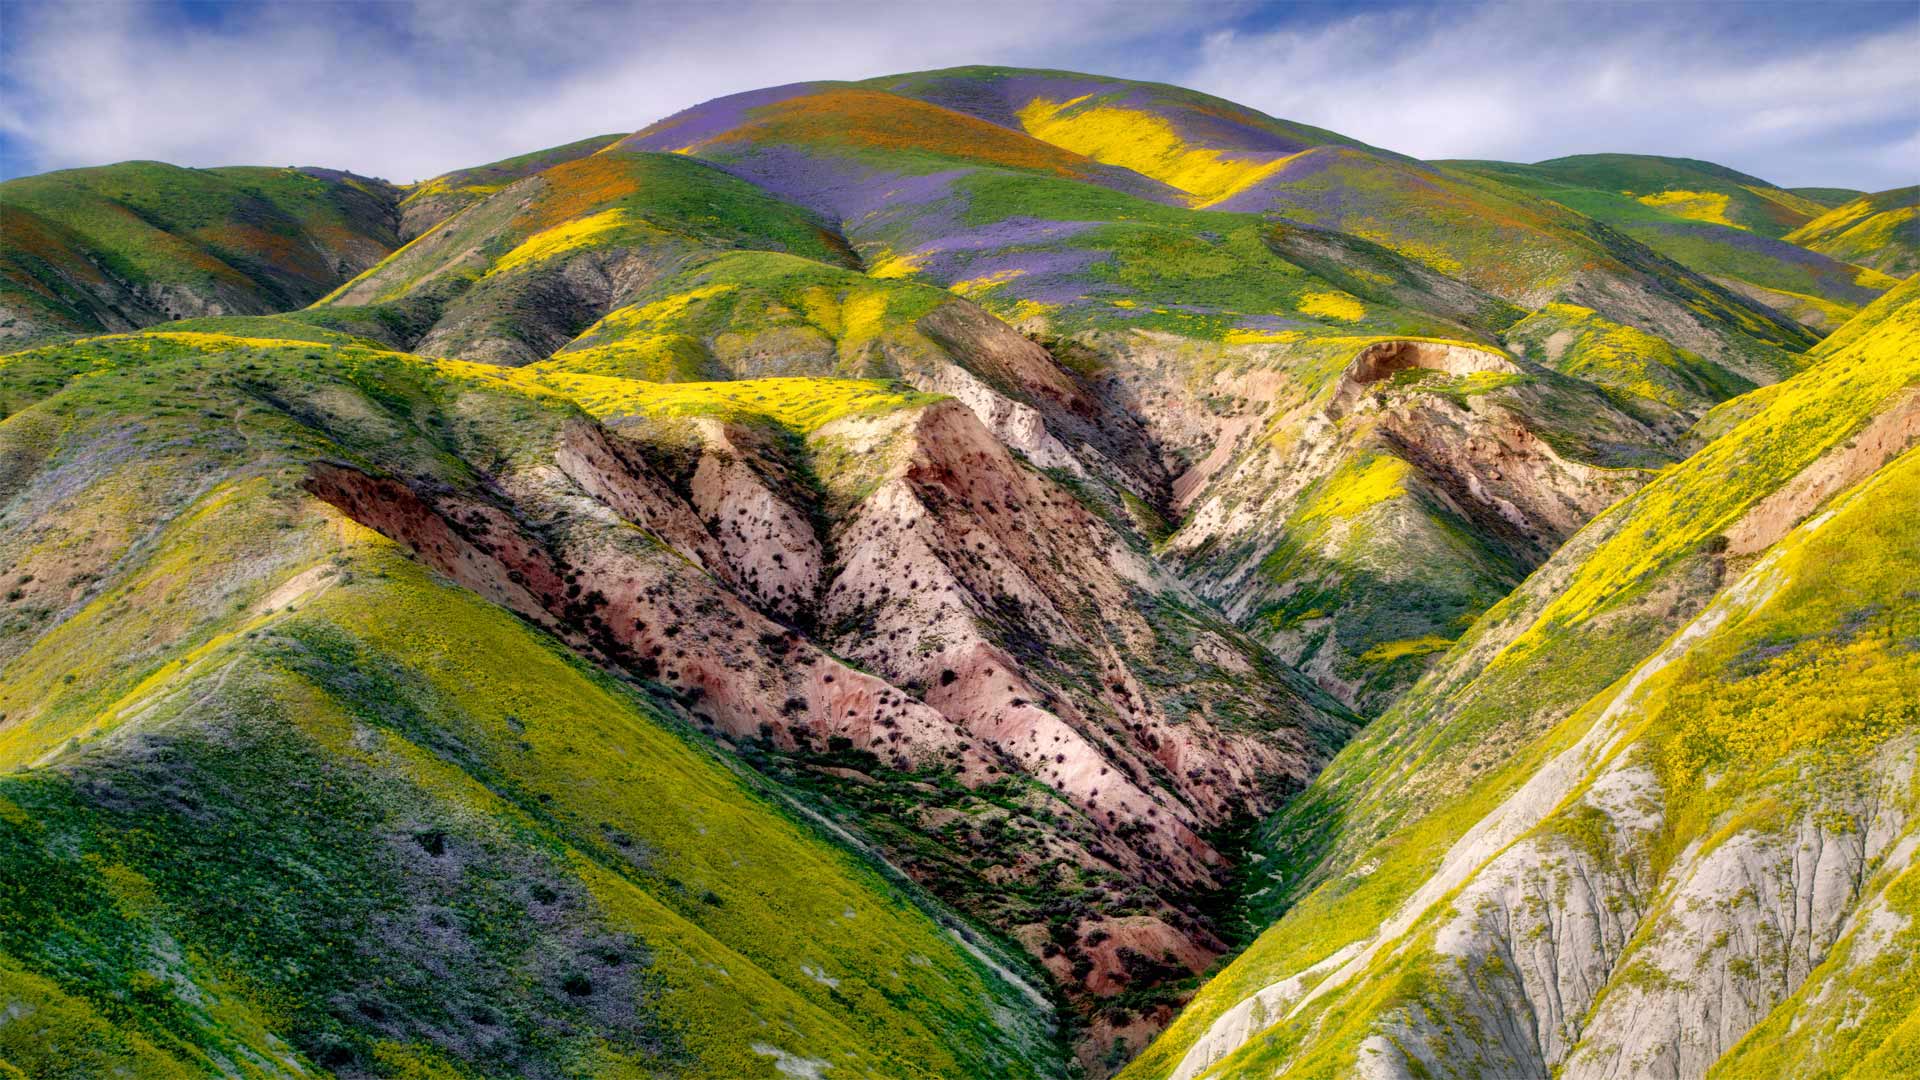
[721,88,1097,180]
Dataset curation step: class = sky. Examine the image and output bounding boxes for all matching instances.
[1,0,1915,190]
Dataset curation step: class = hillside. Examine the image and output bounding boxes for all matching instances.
[1786,185,1920,277]
[2,65,1916,1080]
[1124,274,1920,1079]
[0,325,1062,1079]
[0,162,402,345]
[1448,155,1901,330]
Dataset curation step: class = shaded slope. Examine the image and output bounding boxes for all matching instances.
[0,325,1061,1079]
[1449,158,1898,330]
[1785,185,1920,277]
[0,162,401,344]
[1126,275,1920,1080]
[1500,153,1828,237]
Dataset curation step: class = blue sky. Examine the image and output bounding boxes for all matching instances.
[1,0,1914,189]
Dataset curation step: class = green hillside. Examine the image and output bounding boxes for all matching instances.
[1125,275,1920,1079]
[0,325,1060,1079]
[0,163,401,345]
[1786,185,1920,277]
[1448,156,1899,330]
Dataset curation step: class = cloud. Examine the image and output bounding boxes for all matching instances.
[0,0,1203,181]
[0,0,1913,190]
[1182,1,1920,189]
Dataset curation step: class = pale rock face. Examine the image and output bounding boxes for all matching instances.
[684,417,825,621]
[1138,334,1653,711]
[1323,340,1519,419]
[1561,747,1915,1079]
[1168,942,1366,1080]
[918,359,1087,476]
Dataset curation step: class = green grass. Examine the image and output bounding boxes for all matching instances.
[540,250,953,381]
[1,161,400,335]
[1455,154,1825,237]
[1446,161,1894,329]
[0,325,1060,1078]
[1784,186,1920,277]
[1123,274,1920,1080]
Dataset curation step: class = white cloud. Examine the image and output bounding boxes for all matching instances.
[1181,2,1920,188]
[0,0,1200,181]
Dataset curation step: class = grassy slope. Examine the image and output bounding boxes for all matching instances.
[1501,302,1755,421]
[1785,186,1920,278]
[395,134,626,237]
[1789,186,1866,208]
[316,150,858,364]
[608,75,1486,348]
[0,326,1058,1079]
[324,150,852,308]
[0,162,400,339]
[1124,274,1920,1079]
[535,250,955,381]
[865,72,1813,371]
[1494,153,1826,236]
[1445,159,1896,328]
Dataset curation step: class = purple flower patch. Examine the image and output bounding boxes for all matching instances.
[623,83,825,151]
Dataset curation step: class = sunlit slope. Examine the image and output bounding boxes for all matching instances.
[1127,275,1920,1079]
[1786,185,1920,277]
[317,150,856,363]
[1499,153,1829,236]
[612,76,1497,350]
[0,162,401,345]
[616,79,1182,214]
[0,326,1060,1079]
[871,65,1388,209]
[1789,186,1866,209]
[1450,157,1898,330]
[843,69,1816,377]
[396,133,626,239]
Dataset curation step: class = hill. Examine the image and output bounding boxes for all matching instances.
[1786,185,1920,277]
[0,162,402,345]
[1124,275,1920,1079]
[1447,155,1900,330]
